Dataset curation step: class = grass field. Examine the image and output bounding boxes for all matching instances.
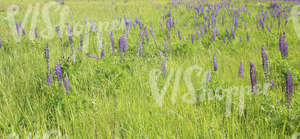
[0,0,299,138]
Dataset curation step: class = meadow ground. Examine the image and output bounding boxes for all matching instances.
[0,0,299,138]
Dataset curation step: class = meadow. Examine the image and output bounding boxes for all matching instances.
[0,0,299,138]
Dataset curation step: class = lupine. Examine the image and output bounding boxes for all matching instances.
[144,26,149,41]
[47,72,53,86]
[64,74,71,95]
[162,58,167,77]
[238,62,244,78]
[283,32,288,58]
[212,30,215,41]
[109,31,115,54]
[259,19,265,30]
[87,53,99,59]
[286,71,293,107]
[213,53,217,71]
[178,30,182,40]
[78,34,83,51]
[232,29,235,39]
[261,46,268,74]
[138,42,143,55]
[55,62,63,83]
[119,35,128,53]
[266,25,271,32]
[101,48,105,59]
[44,43,50,64]
[69,35,74,46]
[16,22,20,36]
[20,22,26,35]
[250,62,257,93]
[140,30,144,41]
[191,34,195,44]
[164,38,168,53]
[206,69,212,82]
[270,80,274,89]
[35,27,38,39]
[56,26,62,39]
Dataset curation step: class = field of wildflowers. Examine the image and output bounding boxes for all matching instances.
[0,0,299,138]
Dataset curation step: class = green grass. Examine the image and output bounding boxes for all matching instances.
[0,0,299,138]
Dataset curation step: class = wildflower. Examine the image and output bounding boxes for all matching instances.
[162,58,167,77]
[64,74,71,95]
[109,31,115,54]
[47,72,53,86]
[44,43,50,64]
[178,30,182,40]
[250,62,257,93]
[119,35,128,53]
[213,53,217,71]
[191,34,195,44]
[35,27,38,39]
[138,42,143,56]
[286,71,293,107]
[0,37,2,48]
[238,62,244,78]
[101,48,105,59]
[144,26,149,41]
[56,26,62,39]
[206,70,211,82]
[261,46,268,74]
[55,62,63,83]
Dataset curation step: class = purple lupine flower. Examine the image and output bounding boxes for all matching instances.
[261,46,268,74]
[191,34,195,44]
[162,58,167,77]
[178,30,182,40]
[226,28,229,37]
[200,25,204,36]
[283,32,288,58]
[238,62,244,78]
[64,74,71,95]
[270,18,273,28]
[266,25,271,32]
[140,30,144,41]
[167,28,170,38]
[119,35,128,53]
[44,43,50,63]
[259,19,265,30]
[101,48,105,59]
[35,27,38,39]
[223,36,226,43]
[212,29,215,41]
[144,26,149,41]
[16,22,20,36]
[20,22,26,35]
[138,42,143,55]
[270,80,274,89]
[250,62,257,93]
[109,31,115,54]
[78,34,83,51]
[47,72,53,86]
[164,38,168,53]
[68,35,73,46]
[86,53,99,59]
[279,32,283,54]
[232,29,235,39]
[213,53,217,71]
[206,69,212,82]
[55,62,62,83]
[56,26,62,39]
[286,71,293,106]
